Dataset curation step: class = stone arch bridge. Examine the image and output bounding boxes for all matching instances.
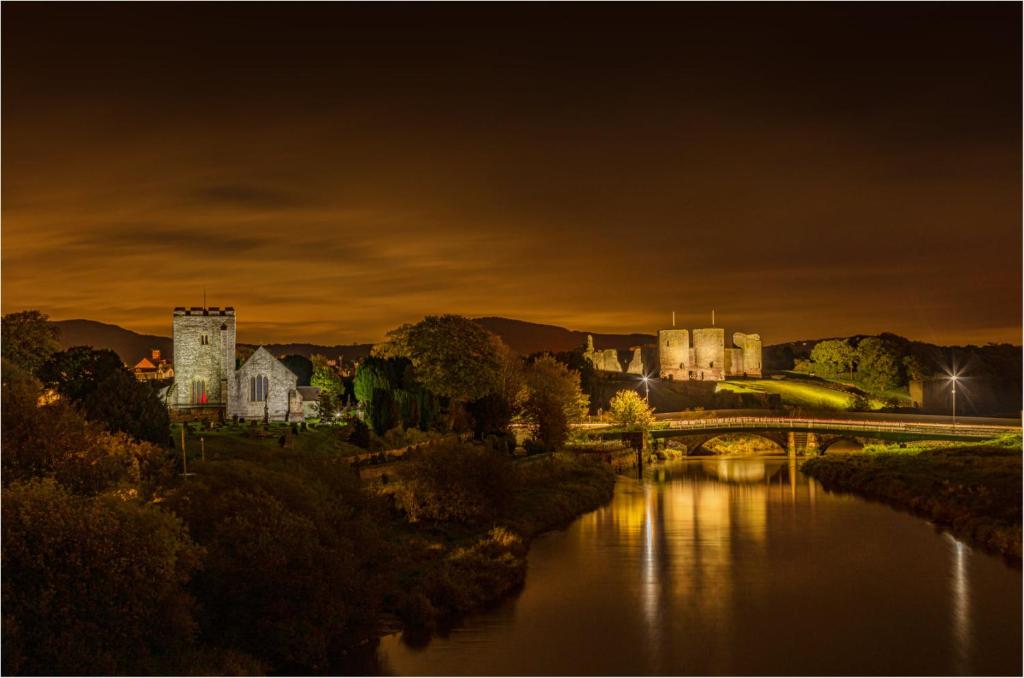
[605,415,1016,456]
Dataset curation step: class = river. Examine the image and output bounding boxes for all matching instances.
[377,457,1022,675]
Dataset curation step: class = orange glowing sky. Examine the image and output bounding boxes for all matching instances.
[3,4,1020,346]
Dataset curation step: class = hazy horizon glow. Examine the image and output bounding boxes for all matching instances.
[3,5,1020,347]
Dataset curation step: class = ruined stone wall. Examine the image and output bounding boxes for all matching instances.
[657,329,690,380]
[583,335,623,373]
[228,347,299,421]
[626,347,645,375]
[725,348,744,376]
[170,307,235,409]
[692,328,725,380]
[732,332,763,377]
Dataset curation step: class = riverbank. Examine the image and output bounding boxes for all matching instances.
[153,436,618,674]
[801,434,1022,559]
[382,450,616,636]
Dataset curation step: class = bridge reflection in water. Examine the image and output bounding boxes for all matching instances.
[379,458,1021,676]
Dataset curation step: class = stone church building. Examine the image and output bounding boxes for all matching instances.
[166,306,309,422]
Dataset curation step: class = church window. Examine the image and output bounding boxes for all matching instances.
[250,374,270,401]
[200,334,209,346]
[191,379,207,405]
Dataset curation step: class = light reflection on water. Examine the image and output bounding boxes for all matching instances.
[378,458,1021,676]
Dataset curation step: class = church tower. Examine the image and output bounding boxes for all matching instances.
[169,306,236,418]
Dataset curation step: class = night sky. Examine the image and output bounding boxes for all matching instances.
[3,3,1020,346]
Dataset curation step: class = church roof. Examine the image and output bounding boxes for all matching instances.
[296,386,321,401]
[238,346,299,380]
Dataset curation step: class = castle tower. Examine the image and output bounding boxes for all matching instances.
[733,332,763,377]
[658,329,690,380]
[692,327,725,380]
[170,306,236,416]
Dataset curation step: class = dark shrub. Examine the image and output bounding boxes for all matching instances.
[393,441,512,524]
[2,480,200,675]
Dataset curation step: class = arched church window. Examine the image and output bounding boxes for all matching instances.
[191,379,207,405]
[250,375,270,401]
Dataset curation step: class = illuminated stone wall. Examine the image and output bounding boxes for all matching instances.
[732,332,763,377]
[584,335,624,373]
[692,328,725,380]
[170,307,236,410]
[657,325,763,381]
[725,347,744,376]
[626,347,644,375]
[228,346,299,422]
[657,329,690,380]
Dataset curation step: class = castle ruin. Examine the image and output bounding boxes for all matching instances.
[583,320,762,381]
[658,326,762,380]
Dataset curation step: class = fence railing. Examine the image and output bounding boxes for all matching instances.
[655,416,1016,438]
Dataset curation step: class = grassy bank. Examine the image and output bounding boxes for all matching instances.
[381,449,615,634]
[717,377,881,410]
[801,434,1022,559]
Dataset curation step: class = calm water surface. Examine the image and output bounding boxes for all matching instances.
[378,458,1022,675]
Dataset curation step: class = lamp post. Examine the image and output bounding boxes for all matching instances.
[641,375,650,403]
[950,374,958,432]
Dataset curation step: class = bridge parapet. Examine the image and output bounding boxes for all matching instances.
[656,416,1016,442]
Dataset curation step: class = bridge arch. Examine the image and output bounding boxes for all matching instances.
[689,431,788,456]
[818,437,865,454]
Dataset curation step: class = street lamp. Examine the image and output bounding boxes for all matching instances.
[949,373,958,431]
[641,375,650,403]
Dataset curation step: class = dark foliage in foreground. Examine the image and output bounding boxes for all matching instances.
[2,480,201,675]
[2,366,616,675]
[162,454,390,672]
[802,439,1022,559]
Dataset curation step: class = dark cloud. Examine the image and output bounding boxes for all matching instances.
[1,4,1019,346]
[189,184,307,210]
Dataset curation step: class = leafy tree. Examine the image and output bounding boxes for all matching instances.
[902,354,929,382]
[281,355,314,386]
[235,344,257,368]
[2,479,201,676]
[38,347,169,445]
[608,389,656,431]
[375,315,504,427]
[2,361,174,495]
[311,354,345,398]
[855,337,903,391]
[521,355,589,451]
[37,346,124,402]
[809,339,856,380]
[1,310,61,375]
[550,347,598,414]
[82,370,171,445]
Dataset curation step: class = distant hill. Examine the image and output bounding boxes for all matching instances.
[52,320,174,364]
[49,316,657,363]
[474,317,655,354]
[50,319,372,364]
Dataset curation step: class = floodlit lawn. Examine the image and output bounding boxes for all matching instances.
[717,378,873,410]
[778,370,913,405]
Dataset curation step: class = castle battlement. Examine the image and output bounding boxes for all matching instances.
[174,306,235,316]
